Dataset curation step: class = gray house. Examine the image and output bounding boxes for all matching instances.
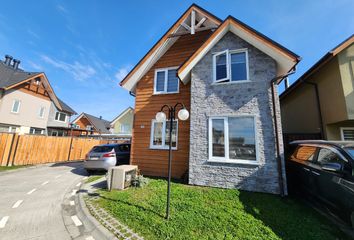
[120,5,300,195]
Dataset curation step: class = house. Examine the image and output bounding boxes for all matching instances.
[110,107,134,137]
[280,35,354,141]
[0,55,76,135]
[120,4,300,194]
[47,98,77,136]
[71,112,111,135]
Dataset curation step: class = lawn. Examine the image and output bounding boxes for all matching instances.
[0,165,27,171]
[95,178,349,240]
[85,175,104,183]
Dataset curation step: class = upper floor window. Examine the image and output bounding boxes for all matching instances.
[11,99,21,113]
[213,49,249,83]
[38,107,45,118]
[154,68,179,94]
[120,124,130,133]
[55,112,67,122]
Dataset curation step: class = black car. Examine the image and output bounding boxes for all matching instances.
[286,140,354,227]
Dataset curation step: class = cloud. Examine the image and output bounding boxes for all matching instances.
[56,4,68,14]
[115,65,132,82]
[41,55,96,81]
[27,29,40,39]
[27,61,43,71]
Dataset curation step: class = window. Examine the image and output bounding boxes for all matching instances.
[118,144,130,152]
[317,148,346,166]
[209,116,257,163]
[38,107,45,118]
[150,120,178,149]
[154,68,179,94]
[120,124,130,133]
[11,99,21,113]
[51,131,58,136]
[55,112,67,122]
[341,128,354,141]
[30,128,44,135]
[213,49,248,83]
[86,125,93,131]
[293,146,317,161]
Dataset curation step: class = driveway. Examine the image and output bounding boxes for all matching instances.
[0,162,89,240]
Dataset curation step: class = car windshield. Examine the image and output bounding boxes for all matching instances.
[345,148,354,159]
[91,146,114,153]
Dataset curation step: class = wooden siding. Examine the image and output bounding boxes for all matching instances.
[131,30,212,178]
[15,79,51,101]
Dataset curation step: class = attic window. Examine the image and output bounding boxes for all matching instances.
[154,67,179,94]
[213,49,249,83]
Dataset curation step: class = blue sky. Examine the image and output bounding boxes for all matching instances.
[0,1,353,120]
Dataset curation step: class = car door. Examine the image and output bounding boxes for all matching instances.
[313,147,354,220]
[115,144,130,165]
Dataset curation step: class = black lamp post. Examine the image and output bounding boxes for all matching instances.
[155,103,189,220]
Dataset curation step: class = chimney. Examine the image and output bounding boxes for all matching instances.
[4,55,13,66]
[99,116,102,120]
[12,59,20,70]
[284,77,290,89]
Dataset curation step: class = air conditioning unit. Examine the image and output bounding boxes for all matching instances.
[107,165,138,190]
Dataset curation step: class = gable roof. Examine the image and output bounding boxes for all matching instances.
[178,16,301,83]
[119,4,222,92]
[280,34,354,100]
[0,59,76,115]
[72,112,111,134]
[110,107,134,126]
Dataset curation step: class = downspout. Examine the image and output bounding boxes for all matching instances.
[271,69,296,197]
[303,81,324,138]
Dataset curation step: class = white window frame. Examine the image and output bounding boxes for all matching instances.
[153,67,179,94]
[212,48,249,84]
[38,106,45,118]
[340,127,354,141]
[120,124,130,133]
[11,99,21,113]
[208,115,259,164]
[55,112,67,122]
[150,119,178,150]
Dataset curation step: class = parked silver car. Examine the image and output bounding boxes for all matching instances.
[84,143,130,173]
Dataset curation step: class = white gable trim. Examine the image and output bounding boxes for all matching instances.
[111,107,134,125]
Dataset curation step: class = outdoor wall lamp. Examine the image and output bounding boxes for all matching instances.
[155,103,189,220]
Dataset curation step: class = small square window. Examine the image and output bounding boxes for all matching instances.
[154,68,179,94]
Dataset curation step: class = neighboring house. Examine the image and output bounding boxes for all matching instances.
[120,4,300,194]
[110,107,134,137]
[47,98,77,136]
[71,112,111,135]
[280,35,354,141]
[0,55,75,135]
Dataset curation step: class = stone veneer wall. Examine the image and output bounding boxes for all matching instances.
[188,32,285,194]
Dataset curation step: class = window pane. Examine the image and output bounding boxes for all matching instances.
[343,129,354,141]
[12,100,20,112]
[228,117,256,160]
[293,146,316,161]
[55,112,59,120]
[317,148,344,165]
[212,119,225,157]
[231,52,247,81]
[59,113,66,122]
[167,70,178,92]
[156,71,165,92]
[215,53,227,80]
[153,122,163,146]
[39,107,45,118]
[165,120,177,147]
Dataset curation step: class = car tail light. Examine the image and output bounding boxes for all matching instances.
[103,152,116,158]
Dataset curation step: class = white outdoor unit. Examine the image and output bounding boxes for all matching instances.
[107,165,138,190]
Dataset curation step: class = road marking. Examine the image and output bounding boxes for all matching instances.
[0,216,9,228]
[41,181,49,186]
[71,215,82,226]
[12,200,23,208]
[55,175,61,179]
[76,182,81,187]
[71,189,78,196]
[27,188,37,195]
[70,201,75,206]
[86,236,95,240]
[83,177,88,180]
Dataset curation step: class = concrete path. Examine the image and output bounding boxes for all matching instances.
[0,162,91,240]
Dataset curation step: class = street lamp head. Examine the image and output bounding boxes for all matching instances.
[155,111,166,122]
[178,108,189,121]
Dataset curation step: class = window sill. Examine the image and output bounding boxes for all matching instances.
[149,147,178,151]
[152,91,179,95]
[207,159,259,165]
[211,80,251,85]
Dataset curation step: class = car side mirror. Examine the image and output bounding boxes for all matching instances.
[321,163,342,172]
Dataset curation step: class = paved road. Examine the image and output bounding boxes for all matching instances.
[0,162,89,240]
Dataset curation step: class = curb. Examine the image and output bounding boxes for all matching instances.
[76,178,118,240]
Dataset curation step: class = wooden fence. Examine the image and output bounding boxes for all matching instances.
[0,133,123,166]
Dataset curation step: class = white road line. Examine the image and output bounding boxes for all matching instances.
[55,175,61,179]
[71,215,82,226]
[41,181,49,186]
[12,200,23,209]
[69,201,75,206]
[0,216,9,228]
[27,188,37,195]
[71,189,78,196]
[86,236,95,240]
[76,182,81,187]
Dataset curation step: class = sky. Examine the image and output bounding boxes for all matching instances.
[0,0,353,120]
